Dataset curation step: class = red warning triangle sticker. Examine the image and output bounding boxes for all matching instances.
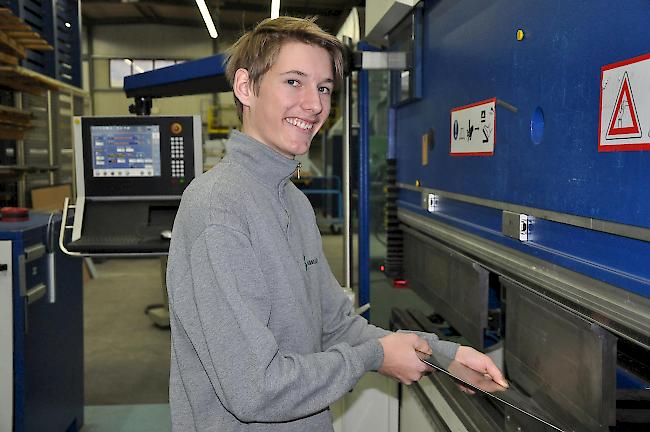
[606,72,642,138]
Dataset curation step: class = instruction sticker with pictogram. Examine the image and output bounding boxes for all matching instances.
[450,98,496,156]
[599,53,650,152]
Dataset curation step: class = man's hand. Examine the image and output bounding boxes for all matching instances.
[447,361,505,394]
[454,346,508,388]
[414,336,432,356]
[378,333,432,385]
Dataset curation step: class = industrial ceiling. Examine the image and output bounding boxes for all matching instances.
[81,0,363,40]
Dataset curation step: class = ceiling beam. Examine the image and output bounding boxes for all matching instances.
[81,1,363,36]
[220,1,345,17]
[81,0,210,5]
[83,16,242,32]
[133,2,161,21]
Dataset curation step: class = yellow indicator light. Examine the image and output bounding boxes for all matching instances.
[516,29,525,41]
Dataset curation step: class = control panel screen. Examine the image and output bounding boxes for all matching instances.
[90,125,161,177]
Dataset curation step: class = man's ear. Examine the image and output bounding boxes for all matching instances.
[233,68,253,107]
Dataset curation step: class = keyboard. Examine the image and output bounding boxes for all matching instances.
[66,234,169,254]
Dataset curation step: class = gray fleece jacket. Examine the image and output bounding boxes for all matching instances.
[166,130,458,431]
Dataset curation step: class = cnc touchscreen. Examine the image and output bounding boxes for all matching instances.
[418,351,579,432]
[90,124,161,178]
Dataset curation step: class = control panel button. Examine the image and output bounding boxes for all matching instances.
[170,134,185,178]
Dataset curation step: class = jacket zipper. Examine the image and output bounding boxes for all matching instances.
[278,162,301,235]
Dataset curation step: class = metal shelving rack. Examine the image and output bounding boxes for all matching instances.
[0,1,87,207]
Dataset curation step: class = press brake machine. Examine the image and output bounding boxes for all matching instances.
[368,1,650,431]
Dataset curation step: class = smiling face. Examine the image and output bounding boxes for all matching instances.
[233,41,334,158]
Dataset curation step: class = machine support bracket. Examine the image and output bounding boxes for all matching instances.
[426,193,439,212]
[354,51,409,70]
[502,210,530,241]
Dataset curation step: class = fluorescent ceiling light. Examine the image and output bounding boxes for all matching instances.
[196,0,218,38]
[271,0,280,19]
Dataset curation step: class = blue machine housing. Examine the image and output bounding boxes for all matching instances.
[2,214,84,432]
[387,2,650,418]
[392,1,650,299]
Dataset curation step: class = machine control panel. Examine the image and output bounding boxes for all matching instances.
[75,116,201,197]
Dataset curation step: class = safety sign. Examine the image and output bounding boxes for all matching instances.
[450,98,496,156]
[599,53,650,152]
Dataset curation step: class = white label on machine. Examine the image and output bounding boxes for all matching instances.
[599,53,650,151]
[450,97,496,156]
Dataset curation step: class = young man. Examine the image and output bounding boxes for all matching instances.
[167,16,506,432]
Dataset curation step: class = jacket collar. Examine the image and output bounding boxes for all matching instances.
[225,130,299,190]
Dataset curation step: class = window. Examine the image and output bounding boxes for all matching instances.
[154,59,175,70]
[109,59,186,88]
[109,59,132,88]
[132,59,153,74]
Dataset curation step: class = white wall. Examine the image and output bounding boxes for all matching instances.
[91,24,214,58]
[88,24,223,118]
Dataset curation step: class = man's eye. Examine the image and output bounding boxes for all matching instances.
[319,87,332,94]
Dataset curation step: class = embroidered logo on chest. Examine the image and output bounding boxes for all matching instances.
[303,255,319,271]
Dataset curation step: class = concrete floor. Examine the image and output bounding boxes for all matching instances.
[82,233,430,430]
[84,258,170,405]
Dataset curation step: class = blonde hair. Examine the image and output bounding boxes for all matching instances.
[225,16,344,121]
